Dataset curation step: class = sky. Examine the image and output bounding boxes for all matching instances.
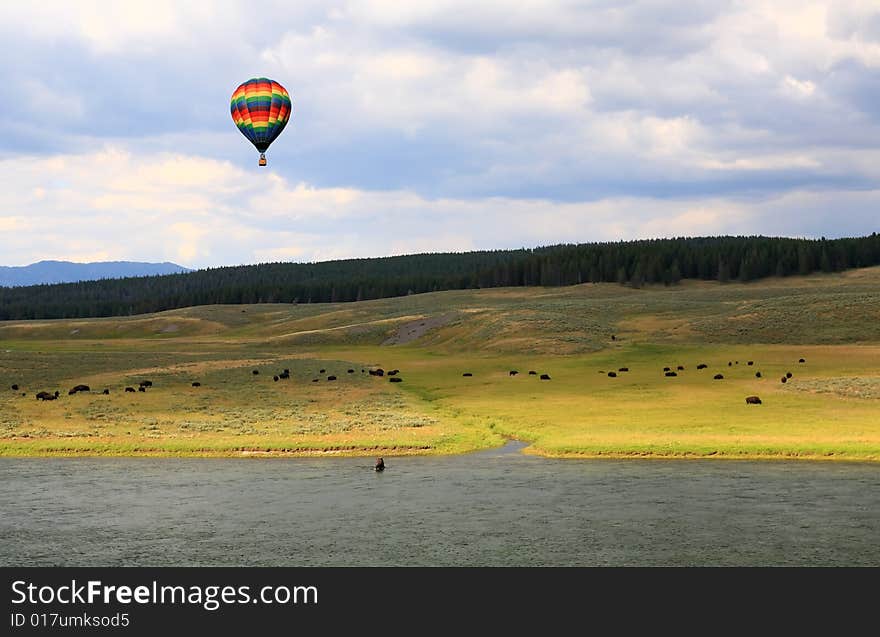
[1,0,879,268]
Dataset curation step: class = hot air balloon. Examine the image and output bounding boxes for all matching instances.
[230,78,292,166]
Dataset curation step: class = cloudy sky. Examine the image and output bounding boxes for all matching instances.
[1,1,878,268]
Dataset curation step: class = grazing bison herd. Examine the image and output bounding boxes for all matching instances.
[9,356,810,408]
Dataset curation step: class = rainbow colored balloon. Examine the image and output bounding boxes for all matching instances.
[230,78,292,166]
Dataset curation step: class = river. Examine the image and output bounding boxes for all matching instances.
[1,442,877,566]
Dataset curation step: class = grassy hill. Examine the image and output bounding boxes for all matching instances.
[1,267,879,460]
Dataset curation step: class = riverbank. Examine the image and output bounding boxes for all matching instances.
[3,274,880,461]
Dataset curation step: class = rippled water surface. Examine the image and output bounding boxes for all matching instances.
[1,442,878,566]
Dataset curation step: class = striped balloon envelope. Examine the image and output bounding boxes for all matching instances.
[230,78,292,166]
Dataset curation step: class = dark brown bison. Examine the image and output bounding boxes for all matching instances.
[252,370,259,375]
[125,387,136,392]
[368,368,385,377]
[677,366,684,371]
[312,378,319,383]
[747,361,754,366]
[138,386,146,392]
[786,372,793,378]
[462,372,473,377]
[728,361,732,366]
[608,371,617,378]
[665,371,677,377]
[68,384,90,395]
[388,370,399,376]
[540,374,551,380]
[389,377,403,383]
[663,367,671,372]
[283,368,290,374]
[11,384,18,391]
[139,380,152,387]
[273,376,279,382]
[755,372,762,378]
[799,358,806,363]
[279,371,290,379]
[781,377,787,384]
[102,389,110,395]
[319,369,326,374]
[696,364,707,370]
[375,457,385,472]
[745,396,762,405]
[36,391,54,401]
[528,371,537,375]
[714,374,724,380]
[611,334,616,341]
[348,369,355,374]
[618,367,629,372]
[509,370,519,376]
[327,375,337,381]
[192,382,201,387]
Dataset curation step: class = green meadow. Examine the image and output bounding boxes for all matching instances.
[2,266,879,460]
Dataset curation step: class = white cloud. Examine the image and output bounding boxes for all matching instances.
[1,1,879,267]
[0,148,876,268]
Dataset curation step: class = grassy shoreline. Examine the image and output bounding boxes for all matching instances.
[3,272,880,462]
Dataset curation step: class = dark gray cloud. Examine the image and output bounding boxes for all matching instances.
[0,1,878,266]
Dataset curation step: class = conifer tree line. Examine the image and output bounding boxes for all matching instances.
[1,234,878,320]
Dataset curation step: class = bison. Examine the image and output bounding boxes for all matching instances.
[611,334,616,341]
[348,369,355,374]
[327,375,337,381]
[192,382,201,387]
[540,374,551,380]
[745,396,762,405]
[714,374,724,380]
[388,370,399,376]
[319,369,326,374]
[375,457,385,472]
[68,384,90,395]
[663,367,671,372]
[35,391,54,401]
[509,370,519,376]
[755,372,762,378]
[665,371,678,377]
[747,361,754,366]
[369,368,385,377]
[677,366,684,371]
[728,361,732,366]
[781,377,787,384]
[528,371,537,375]
[139,380,152,387]
[608,371,617,378]
[618,367,629,372]
[252,370,259,375]
[312,378,319,383]
[799,358,806,363]
[11,384,18,391]
[102,389,110,395]
[138,386,146,392]
[786,372,793,379]
[389,377,403,383]
[696,364,708,370]
[124,387,136,393]
[463,372,473,377]
[279,371,290,379]
[273,376,279,382]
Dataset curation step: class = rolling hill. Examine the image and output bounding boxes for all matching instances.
[0,260,190,288]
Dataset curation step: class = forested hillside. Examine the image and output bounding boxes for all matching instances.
[1,234,878,320]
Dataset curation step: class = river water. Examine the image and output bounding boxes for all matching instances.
[1,442,877,566]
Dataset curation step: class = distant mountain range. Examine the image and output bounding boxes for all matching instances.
[0,260,191,287]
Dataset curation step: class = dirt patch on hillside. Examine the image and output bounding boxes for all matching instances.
[382,313,458,345]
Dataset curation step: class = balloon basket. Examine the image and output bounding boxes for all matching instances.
[258,153,267,167]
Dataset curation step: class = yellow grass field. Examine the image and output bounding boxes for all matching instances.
[2,267,879,460]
